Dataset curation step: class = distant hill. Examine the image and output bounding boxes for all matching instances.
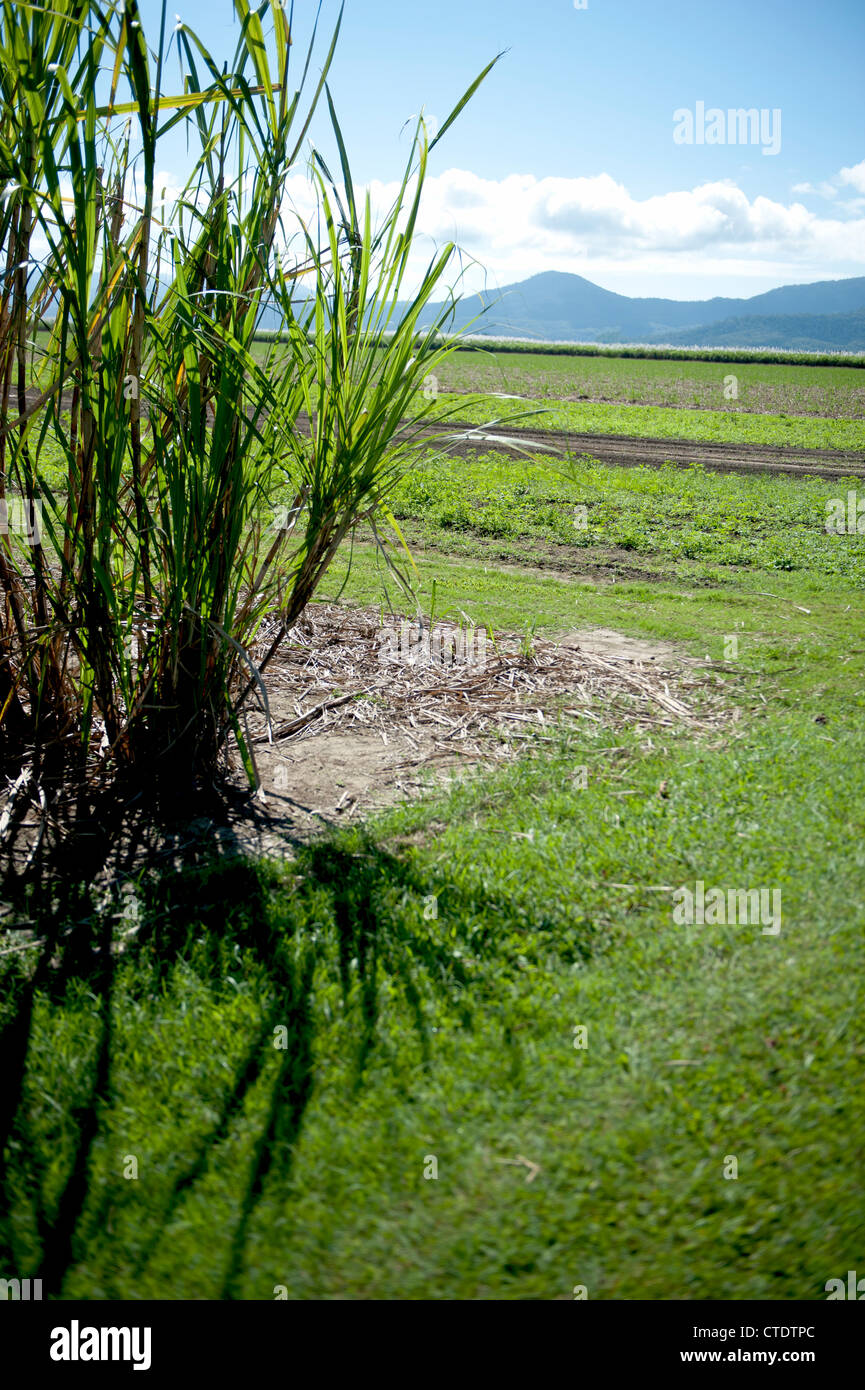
[415,271,865,351]
[655,308,865,353]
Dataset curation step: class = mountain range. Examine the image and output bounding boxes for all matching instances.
[416,271,865,352]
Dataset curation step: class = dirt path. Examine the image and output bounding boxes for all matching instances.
[432,419,865,481]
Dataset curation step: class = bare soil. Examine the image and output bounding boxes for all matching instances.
[222,604,722,853]
[434,419,865,480]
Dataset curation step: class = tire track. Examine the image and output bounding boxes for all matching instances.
[427,418,865,481]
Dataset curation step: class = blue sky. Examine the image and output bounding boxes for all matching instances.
[145,0,865,300]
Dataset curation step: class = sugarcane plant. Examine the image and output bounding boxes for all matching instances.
[0,0,497,846]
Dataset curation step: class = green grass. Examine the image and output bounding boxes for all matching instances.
[432,349,865,418]
[3,451,864,1302]
[378,451,865,586]
[249,337,865,417]
[441,393,865,451]
[5,715,863,1299]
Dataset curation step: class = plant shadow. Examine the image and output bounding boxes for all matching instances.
[0,783,476,1300]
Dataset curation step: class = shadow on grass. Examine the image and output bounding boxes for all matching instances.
[0,788,475,1300]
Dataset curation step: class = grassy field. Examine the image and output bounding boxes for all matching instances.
[4,442,864,1300]
[436,393,865,451]
[432,349,865,418]
[247,337,865,416]
[383,451,865,582]
[246,337,865,445]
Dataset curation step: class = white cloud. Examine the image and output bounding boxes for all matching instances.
[143,164,865,301]
[792,160,865,206]
[790,178,839,200]
[840,160,865,195]
[310,168,865,296]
